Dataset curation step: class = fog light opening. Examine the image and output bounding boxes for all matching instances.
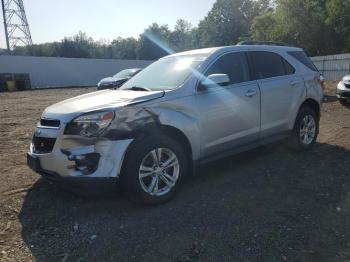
[75,153,100,175]
[63,152,100,175]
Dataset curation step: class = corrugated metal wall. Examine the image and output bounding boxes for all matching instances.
[0,55,153,88]
[311,53,350,81]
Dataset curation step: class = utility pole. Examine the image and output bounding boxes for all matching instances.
[1,0,33,52]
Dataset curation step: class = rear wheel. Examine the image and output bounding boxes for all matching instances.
[121,134,188,205]
[289,107,319,151]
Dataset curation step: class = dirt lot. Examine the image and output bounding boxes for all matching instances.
[0,83,350,261]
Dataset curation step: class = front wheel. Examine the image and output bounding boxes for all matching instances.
[289,107,319,151]
[121,135,188,205]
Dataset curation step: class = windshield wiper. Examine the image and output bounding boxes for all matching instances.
[128,86,152,92]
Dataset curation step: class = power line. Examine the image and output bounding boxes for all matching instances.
[1,0,32,51]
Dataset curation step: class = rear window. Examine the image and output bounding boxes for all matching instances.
[288,51,318,72]
[249,51,295,79]
[283,59,295,75]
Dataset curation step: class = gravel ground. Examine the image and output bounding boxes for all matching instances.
[0,83,350,261]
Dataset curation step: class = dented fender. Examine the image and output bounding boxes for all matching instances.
[104,101,201,161]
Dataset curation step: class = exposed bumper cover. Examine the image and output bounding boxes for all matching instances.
[27,154,117,190]
[28,124,133,183]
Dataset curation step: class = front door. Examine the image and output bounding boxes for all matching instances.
[196,52,261,159]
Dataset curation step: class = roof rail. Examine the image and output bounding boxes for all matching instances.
[237,41,294,47]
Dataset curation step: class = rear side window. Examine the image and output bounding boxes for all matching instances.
[288,51,318,72]
[205,52,250,84]
[248,51,295,79]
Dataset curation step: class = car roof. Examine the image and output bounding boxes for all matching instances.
[168,45,303,58]
[166,47,219,57]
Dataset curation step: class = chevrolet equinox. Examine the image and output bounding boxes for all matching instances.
[27,44,323,204]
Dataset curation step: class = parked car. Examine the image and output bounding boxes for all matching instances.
[27,43,323,204]
[97,68,142,90]
[337,74,350,106]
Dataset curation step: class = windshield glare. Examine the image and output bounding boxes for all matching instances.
[114,69,139,79]
[121,55,206,91]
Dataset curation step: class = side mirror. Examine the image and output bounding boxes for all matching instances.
[199,74,230,90]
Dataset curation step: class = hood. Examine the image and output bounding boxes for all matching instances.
[42,89,165,121]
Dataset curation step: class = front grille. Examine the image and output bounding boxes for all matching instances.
[40,118,60,128]
[343,92,350,98]
[33,136,56,153]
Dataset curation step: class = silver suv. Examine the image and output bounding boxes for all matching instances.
[27,44,323,204]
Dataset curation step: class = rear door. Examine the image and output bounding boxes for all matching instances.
[248,51,304,138]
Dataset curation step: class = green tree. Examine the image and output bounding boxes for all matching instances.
[10,0,350,59]
[136,23,173,60]
[110,37,138,59]
[169,19,193,51]
[325,0,350,52]
[197,0,271,47]
[249,0,343,55]
[249,11,276,41]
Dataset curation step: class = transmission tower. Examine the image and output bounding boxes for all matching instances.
[1,0,32,51]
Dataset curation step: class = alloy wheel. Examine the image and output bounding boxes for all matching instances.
[299,114,316,145]
[138,148,180,197]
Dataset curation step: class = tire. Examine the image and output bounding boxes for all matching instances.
[339,99,350,107]
[121,134,188,205]
[289,107,319,151]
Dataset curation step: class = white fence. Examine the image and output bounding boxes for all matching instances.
[311,53,350,81]
[0,53,348,88]
[0,55,152,88]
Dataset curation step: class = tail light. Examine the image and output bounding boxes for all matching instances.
[315,74,325,91]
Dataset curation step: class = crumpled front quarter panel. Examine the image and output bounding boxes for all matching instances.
[105,94,201,160]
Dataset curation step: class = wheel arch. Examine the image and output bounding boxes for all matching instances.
[290,98,320,131]
[121,124,195,178]
[300,98,320,119]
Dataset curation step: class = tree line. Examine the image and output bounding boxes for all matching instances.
[10,0,350,60]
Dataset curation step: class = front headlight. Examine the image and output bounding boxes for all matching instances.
[65,111,115,137]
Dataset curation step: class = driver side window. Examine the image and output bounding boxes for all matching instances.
[205,52,250,85]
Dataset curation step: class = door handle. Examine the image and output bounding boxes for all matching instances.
[245,90,257,97]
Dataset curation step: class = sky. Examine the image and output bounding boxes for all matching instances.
[0,0,216,48]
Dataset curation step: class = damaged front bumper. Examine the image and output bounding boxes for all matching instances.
[27,123,133,188]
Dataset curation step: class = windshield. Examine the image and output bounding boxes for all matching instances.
[113,69,140,79]
[121,55,206,91]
